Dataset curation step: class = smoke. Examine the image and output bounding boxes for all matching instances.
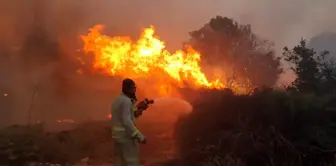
[0,0,334,125]
[4,0,335,50]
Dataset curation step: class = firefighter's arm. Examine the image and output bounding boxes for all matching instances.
[120,99,145,141]
[134,100,150,118]
[134,110,142,118]
[134,107,147,118]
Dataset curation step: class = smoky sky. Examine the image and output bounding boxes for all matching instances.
[1,0,336,84]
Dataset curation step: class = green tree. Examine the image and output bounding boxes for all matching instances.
[283,39,334,94]
[187,16,282,90]
[319,59,336,95]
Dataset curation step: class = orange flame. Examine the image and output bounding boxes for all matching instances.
[57,119,75,123]
[80,25,225,90]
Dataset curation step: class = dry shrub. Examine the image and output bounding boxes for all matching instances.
[174,88,336,166]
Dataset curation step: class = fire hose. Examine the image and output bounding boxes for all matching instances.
[135,98,155,117]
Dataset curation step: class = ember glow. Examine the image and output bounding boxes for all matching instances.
[57,119,75,123]
[80,25,225,89]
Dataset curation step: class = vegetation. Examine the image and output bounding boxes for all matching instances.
[188,16,282,89]
[174,89,336,166]
[173,16,336,166]
[283,39,336,95]
[0,120,174,165]
[0,122,112,165]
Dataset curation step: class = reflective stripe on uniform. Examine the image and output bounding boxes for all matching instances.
[112,126,126,131]
[131,126,140,137]
[132,131,138,137]
[112,125,139,136]
[132,104,137,112]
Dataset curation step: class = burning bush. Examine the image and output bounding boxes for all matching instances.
[174,89,336,166]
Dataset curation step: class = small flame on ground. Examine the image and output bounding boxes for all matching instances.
[57,119,75,123]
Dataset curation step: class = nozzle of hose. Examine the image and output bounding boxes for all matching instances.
[144,98,155,104]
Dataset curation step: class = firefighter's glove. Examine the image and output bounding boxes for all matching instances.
[133,132,146,144]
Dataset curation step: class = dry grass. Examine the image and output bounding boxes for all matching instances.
[0,120,175,165]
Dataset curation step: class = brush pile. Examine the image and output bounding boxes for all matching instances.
[174,88,336,166]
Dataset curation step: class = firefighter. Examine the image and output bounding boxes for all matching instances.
[111,78,148,166]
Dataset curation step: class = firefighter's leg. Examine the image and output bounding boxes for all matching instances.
[121,139,140,166]
[114,141,127,166]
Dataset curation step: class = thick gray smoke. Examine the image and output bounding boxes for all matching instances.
[2,0,335,50]
[0,0,334,126]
